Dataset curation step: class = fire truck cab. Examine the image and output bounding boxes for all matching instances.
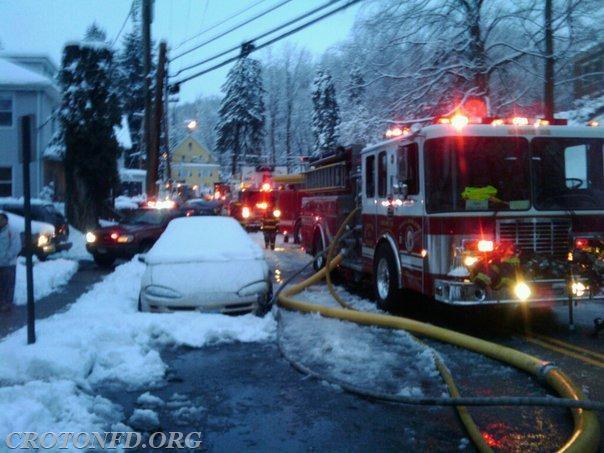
[300,115,604,311]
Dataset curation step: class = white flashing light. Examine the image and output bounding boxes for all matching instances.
[241,206,251,219]
[514,281,531,301]
[85,232,96,243]
[477,240,494,252]
[273,209,282,218]
[571,282,587,297]
[511,117,529,126]
[450,114,469,130]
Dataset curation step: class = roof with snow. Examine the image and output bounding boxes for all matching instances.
[0,57,55,86]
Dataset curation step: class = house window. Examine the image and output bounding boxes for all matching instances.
[0,167,12,196]
[0,93,13,127]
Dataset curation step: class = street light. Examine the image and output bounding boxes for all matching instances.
[186,120,198,133]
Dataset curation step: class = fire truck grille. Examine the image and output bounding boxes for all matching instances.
[497,218,571,257]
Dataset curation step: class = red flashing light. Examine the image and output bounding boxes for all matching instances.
[574,238,590,249]
[261,182,272,192]
[110,232,119,240]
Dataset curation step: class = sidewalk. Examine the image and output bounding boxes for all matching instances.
[0,260,112,339]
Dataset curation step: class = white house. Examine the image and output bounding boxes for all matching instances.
[0,54,61,198]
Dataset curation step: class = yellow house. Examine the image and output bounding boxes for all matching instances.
[170,136,220,196]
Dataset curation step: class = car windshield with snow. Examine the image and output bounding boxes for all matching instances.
[138,216,272,315]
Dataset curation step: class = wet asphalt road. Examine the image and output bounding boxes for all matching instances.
[2,244,603,451]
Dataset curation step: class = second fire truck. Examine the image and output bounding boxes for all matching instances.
[299,112,604,310]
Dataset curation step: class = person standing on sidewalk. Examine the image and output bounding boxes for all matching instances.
[0,212,17,313]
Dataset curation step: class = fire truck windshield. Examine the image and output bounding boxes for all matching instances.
[425,136,604,212]
[425,136,531,212]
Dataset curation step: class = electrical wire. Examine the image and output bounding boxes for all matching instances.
[111,1,135,47]
[170,0,362,87]
[171,0,343,77]
[171,0,295,61]
[172,0,270,51]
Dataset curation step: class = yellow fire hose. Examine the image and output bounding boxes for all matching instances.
[276,211,601,452]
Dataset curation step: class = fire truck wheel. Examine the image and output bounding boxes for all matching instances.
[373,245,399,311]
[312,232,326,271]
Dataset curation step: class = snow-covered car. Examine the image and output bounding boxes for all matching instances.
[2,210,58,260]
[0,199,72,260]
[138,216,272,315]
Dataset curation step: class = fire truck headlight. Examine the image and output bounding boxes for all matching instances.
[86,232,97,243]
[242,206,251,219]
[273,209,281,218]
[514,281,531,301]
[571,281,587,297]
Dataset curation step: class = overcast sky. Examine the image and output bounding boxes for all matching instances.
[0,0,362,103]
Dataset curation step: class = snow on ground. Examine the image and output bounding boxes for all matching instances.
[13,257,78,306]
[0,257,276,445]
[1,227,602,449]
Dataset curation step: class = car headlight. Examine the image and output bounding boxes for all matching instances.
[86,232,97,243]
[143,285,183,299]
[238,280,269,297]
[37,233,52,247]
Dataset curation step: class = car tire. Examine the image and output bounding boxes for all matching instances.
[312,231,326,271]
[373,244,400,312]
[36,251,48,262]
[139,241,153,254]
[255,281,274,317]
[93,253,115,267]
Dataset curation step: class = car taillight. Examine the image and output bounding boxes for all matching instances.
[574,237,590,249]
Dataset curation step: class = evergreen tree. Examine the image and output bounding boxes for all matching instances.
[215,55,265,176]
[311,68,340,158]
[116,30,146,168]
[59,25,122,230]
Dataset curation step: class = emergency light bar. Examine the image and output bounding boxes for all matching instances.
[434,115,568,126]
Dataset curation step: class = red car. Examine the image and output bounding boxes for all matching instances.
[85,207,185,266]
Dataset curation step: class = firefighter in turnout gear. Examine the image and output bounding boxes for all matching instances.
[261,209,280,250]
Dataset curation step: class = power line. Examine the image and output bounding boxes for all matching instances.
[171,0,346,79]
[111,1,135,47]
[170,0,362,88]
[173,0,270,51]
[171,0,294,61]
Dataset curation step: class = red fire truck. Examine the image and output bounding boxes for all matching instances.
[300,113,604,310]
[272,173,307,243]
[228,165,286,231]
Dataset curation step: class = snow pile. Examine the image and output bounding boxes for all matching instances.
[0,258,276,442]
[13,258,78,305]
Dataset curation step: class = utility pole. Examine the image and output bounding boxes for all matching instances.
[142,0,153,195]
[148,41,166,198]
[544,0,554,119]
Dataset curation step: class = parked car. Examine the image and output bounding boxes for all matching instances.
[0,199,72,260]
[182,198,224,216]
[85,207,185,267]
[138,216,272,315]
